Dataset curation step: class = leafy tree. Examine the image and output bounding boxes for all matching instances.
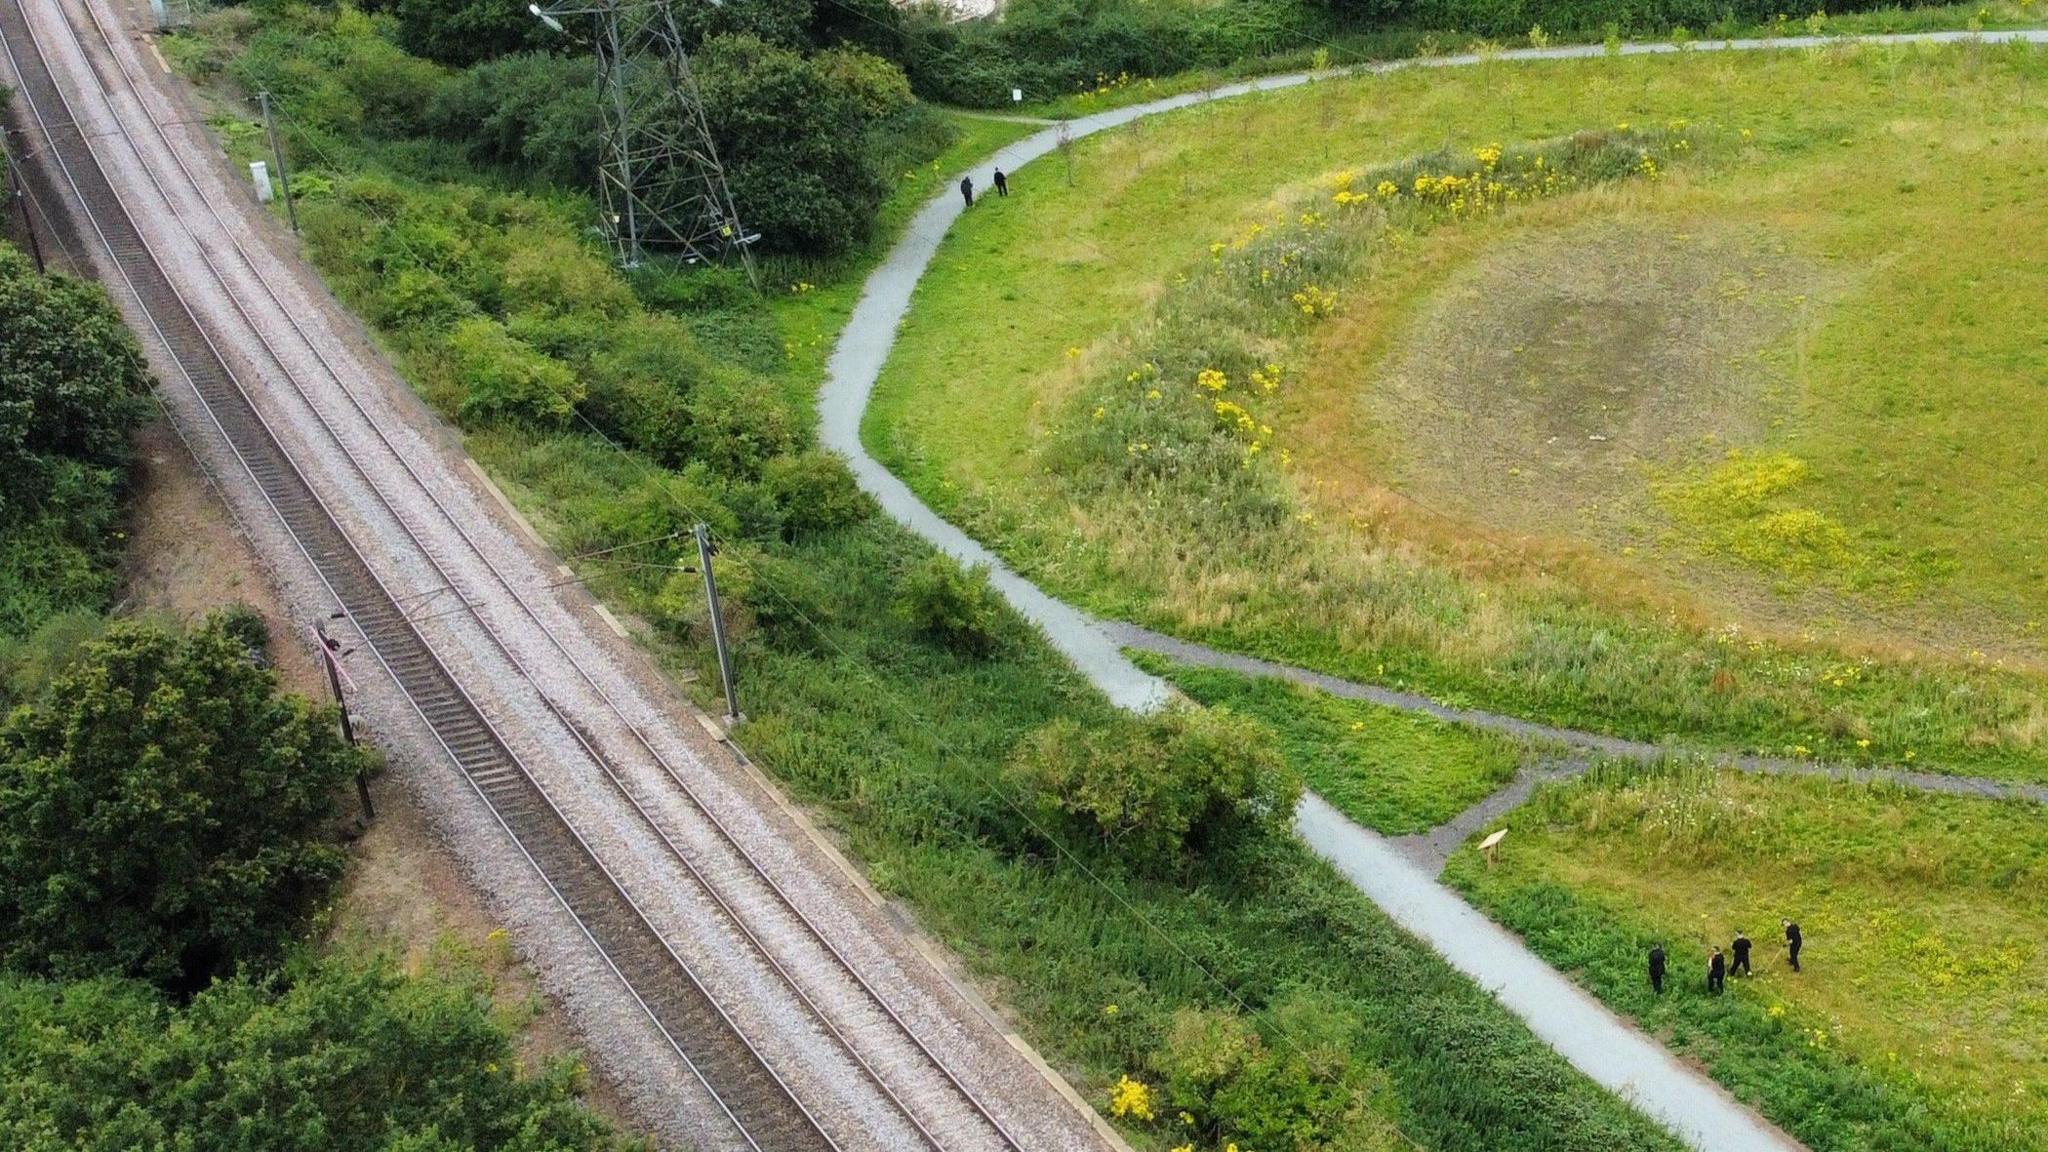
[0,246,149,500]
[0,954,624,1151]
[1010,704,1300,867]
[673,0,815,50]
[426,52,601,187]
[0,243,152,636]
[694,35,898,256]
[382,0,552,69]
[899,553,1002,657]
[0,615,365,992]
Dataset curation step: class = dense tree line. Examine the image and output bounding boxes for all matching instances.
[0,244,152,636]
[228,0,933,259]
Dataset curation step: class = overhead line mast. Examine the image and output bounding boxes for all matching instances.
[529,0,758,279]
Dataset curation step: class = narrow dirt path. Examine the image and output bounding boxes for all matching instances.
[821,28,2048,1152]
[1111,621,2048,807]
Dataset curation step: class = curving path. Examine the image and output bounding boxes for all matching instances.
[819,29,2048,1152]
[1112,621,2048,807]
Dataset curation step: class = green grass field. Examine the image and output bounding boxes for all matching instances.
[866,39,2048,782]
[1447,763,2048,1151]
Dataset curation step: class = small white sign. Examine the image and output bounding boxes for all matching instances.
[1011,87,1023,103]
[250,160,273,203]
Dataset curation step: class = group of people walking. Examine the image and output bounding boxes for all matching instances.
[1648,919,1802,995]
[959,168,1009,207]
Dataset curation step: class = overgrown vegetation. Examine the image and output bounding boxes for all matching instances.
[0,214,621,1148]
[161,7,1698,1147]
[0,612,364,993]
[0,953,626,1152]
[1448,762,2048,1151]
[0,244,153,638]
[204,1,956,261]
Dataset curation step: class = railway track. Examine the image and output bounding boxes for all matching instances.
[0,3,1038,1149]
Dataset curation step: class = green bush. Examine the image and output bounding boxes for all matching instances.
[1009,704,1301,867]
[383,0,553,68]
[425,51,599,186]
[763,451,873,540]
[695,34,896,257]
[447,317,584,429]
[899,553,1003,657]
[1153,997,1376,1150]
[0,243,152,636]
[671,374,801,478]
[0,954,622,1150]
[0,615,365,992]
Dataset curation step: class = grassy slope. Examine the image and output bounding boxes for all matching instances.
[1135,653,1530,834]
[865,41,2048,781]
[1447,764,2048,1151]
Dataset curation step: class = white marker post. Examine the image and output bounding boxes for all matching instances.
[249,160,273,203]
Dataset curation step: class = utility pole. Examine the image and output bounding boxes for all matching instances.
[529,1,757,279]
[692,523,740,725]
[315,614,374,822]
[3,130,47,272]
[257,92,297,233]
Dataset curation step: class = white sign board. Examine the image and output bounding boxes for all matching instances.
[250,160,273,203]
[1011,87,1023,103]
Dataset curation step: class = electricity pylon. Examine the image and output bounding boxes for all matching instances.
[529,0,757,278]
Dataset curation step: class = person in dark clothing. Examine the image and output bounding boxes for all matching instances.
[1783,919,1803,972]
[959,175,974,207]
[1731,930,1752,977]
[993,168,1009,197]
[1648,943,1667,995]
[1707,947,1726,994]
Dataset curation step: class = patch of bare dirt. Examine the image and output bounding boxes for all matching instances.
[328,778,641,1134]
[119,418,325,694]
[1364,215,1834,542]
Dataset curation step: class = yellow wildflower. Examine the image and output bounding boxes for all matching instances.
[1109,1075,1154,1121]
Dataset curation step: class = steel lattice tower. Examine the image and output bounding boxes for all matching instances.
[532,0,756,276]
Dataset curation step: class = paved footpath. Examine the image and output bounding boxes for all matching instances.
[819,28,2048,1151]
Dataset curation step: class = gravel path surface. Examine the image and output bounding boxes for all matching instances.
[821,26,2048,1152]
[13,1,1119,1148]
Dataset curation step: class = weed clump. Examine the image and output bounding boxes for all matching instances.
[900,553,1004,657]
[1009,704,1301,869]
